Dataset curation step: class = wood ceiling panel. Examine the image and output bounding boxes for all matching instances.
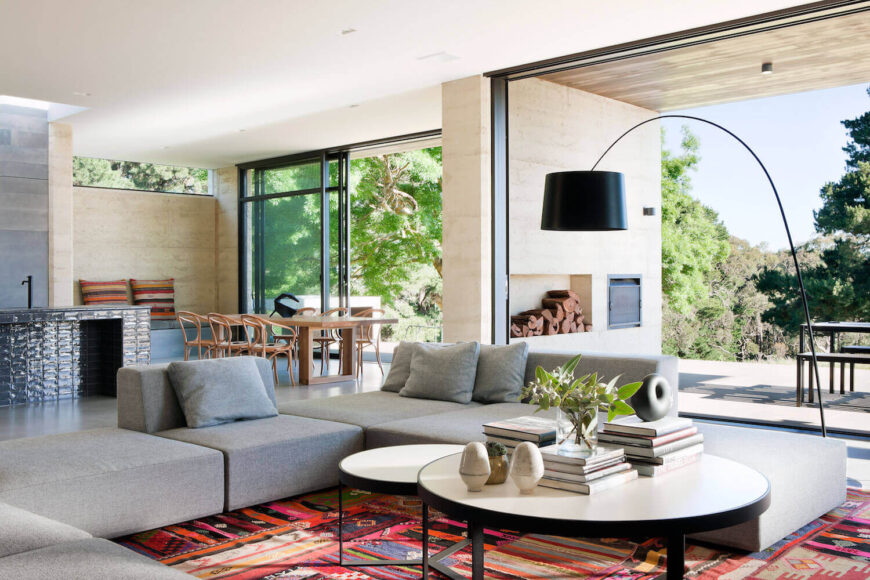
[542,12,870,111]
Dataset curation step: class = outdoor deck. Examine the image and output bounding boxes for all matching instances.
[679,358,870,434]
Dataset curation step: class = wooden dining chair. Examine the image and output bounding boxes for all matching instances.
[207,313,248,358]
[241,314,298,386]
[353,308,386,379]
[176,311,216,360]
[314,307,348,374]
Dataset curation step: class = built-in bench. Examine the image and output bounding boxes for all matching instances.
[796,351,870,404]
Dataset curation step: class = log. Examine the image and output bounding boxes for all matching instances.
[510,323,522,338]
[521,309,554,324]
[542,297,578,314]
[543,319,559,335]
[560,319,571,334]
[546,289,581,301]
[584,324,593,332]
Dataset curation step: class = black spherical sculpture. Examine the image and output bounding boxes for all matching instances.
[630,374,672,422]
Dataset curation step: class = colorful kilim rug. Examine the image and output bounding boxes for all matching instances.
[116,487,870,579]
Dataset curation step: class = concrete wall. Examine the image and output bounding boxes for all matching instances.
[508,78,662,354]
[72,187,219,314]
[214,167,239,313]
[441,76,492,343]
[0,104,49,308]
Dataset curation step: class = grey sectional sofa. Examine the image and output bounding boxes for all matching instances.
[0,349,847,578]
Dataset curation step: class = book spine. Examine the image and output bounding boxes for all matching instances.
[587,469,638,494]
[543,462,630,482]
[633,452,701,476]
[632,444,704,466]
[625,434,704,459]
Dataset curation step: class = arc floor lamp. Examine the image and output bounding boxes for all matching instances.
[541,114,827,437]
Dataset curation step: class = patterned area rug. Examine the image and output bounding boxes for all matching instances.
[116,487,870,579]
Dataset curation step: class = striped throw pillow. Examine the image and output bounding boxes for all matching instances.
[80,279,129,306]
[130,279,176,320]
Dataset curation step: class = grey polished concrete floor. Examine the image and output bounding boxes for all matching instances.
[0,357,866,489]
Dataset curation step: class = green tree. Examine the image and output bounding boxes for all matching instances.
[758,86,870,331]
[73,157,208,194]
[661,127,730,315]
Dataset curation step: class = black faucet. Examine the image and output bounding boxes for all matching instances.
[21,275,32,309]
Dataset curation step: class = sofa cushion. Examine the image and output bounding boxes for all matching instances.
[79,279,128,306]
[0,502,91,558]
[380,341,417,392]
[130,278,176,320]
[473,342,530,403]
[0,538,189,579]
[400,342,480,403]
[158,414,364,511]
[366,402,557,448]
[279,391,481,432]
[168,357,277,428]
[0,427,224,538]
[118,357,276,434]
[689,422,846,552]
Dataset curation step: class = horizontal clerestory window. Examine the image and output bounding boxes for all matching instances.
[73,157,211,195]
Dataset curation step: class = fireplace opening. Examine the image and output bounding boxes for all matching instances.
[608,275,642,329]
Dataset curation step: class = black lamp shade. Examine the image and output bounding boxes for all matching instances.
[541,171,627,231]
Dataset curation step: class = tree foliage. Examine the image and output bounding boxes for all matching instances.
[758,86,870,331]
[73,157,208,194]
[660,128,730,315]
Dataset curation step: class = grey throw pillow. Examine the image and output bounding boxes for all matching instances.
[472,342,530,403]
[399,342,480,404]
[168,357,278,428]
[380,341,417,392]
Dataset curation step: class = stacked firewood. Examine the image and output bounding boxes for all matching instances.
[510,289,593,338]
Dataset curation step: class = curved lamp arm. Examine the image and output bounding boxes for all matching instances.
[593,114,826,437]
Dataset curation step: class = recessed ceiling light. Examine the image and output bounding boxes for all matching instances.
[416,51,460,63]
[349,104,360,109]
[239,129,247,133]
[340,28,357,36]
[73,91,92,97]
[761,62,773,75]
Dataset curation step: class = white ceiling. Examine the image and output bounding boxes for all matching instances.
[0,0,806,168]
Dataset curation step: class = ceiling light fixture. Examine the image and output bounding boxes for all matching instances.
[73,91,92,97]
[349,104,360,109]
[416,51,460,63]
[340,28,357,35]
[761,62,774,75]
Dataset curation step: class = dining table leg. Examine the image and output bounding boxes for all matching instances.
[340,326,357,378]
[298,326,312,385]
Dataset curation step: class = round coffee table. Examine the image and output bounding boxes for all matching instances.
[337,444,463,575]
[417,452,770,579]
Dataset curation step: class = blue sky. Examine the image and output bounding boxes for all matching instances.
[661,82,869,251]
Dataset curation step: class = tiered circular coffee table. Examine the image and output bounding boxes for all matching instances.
[417,452,770,579]
[337,444,464,576]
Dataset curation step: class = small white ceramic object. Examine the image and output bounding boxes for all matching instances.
[510,441,544,494]
[459,442,491,492]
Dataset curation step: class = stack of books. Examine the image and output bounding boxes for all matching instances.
[482,416,557,451]
[599,416,704,477]
[537,444,638,494]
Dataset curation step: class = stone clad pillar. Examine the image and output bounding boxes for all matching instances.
[214,167,239,313]
[441,76,492,343]
[48,122,74,307]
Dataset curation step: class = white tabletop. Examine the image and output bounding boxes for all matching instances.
[418,453,769,524]
[340,444,465,484]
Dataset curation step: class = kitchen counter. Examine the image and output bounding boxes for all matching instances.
[0,306,151,406]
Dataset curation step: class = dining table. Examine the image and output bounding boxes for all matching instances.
[222,313,397,385]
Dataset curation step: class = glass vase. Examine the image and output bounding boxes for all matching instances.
[556,407,598,457]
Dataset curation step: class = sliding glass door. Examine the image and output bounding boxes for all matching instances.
[241,153,349,314]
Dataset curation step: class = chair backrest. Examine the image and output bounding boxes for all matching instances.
[240,314,268,355]
[295,307,317,317]
[207,313,235,352]
[321,307,348,339]
[355,308,385,341]
[176,311,204,345]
